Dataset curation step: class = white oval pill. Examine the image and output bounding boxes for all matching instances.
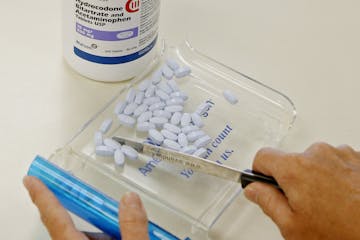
[137,111,153,122]
[175,66,191,78]
[168,79,179,92]
[170,91,188,100]
[162,65,174,80]
[145,85,156,98]
[150,117,168,128]
[177,133,188,147]
[114,149,125,166]
[163,123,181,134]
[137,121,155,132]
[182,125,199,134]
[195,102,210,115]
[126,88,136,103]
[95,145,114,157]
[163,139,181,151]
[166,58,180,71]
[94,131,103,146]
[158,82,173,94]
[161,129,178,141]
[138,79,151,92]
[156,89,170,100]
[121,145,138,160]
[191,113,204,128]
[181,145,197,155]
[152,70,162,84]
[181,113,191,127]
[194,135,212,148]
[149,129,164,145]
[166,98,184,106]
[123,103,138,115]
[187,130,206,142]
[170,112,182,125]
[114,101,127,115]
[149,102,166,111]
[99,118,113,134]
[223,90,238,104]
[143,97,161,105]
[153,110,172,119]
[133,104,148,117]
[134,91,145,105]
[118,114,136,127]
[164,105,184,113]
[193,148,207,158]
[104,138,122,150]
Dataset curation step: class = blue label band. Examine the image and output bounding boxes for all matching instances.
[74,37,157,65]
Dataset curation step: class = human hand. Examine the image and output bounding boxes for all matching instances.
[23,176,149,240]
[244,143,360,240]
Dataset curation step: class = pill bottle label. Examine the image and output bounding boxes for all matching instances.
[73,0,159,65]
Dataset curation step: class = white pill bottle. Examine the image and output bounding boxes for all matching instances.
[62,0,160,82]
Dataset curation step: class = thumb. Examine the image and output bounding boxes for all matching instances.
[244,182,293,229]
[119,192,149,240]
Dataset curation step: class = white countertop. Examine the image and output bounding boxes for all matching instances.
[1,0,359,239]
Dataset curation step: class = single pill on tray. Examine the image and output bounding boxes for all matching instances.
[94,131,103,146]
[181,145,197,155]
[150,117,168,128]
[187,130,206,142]
[123,102,138,115]
[156,89,170,100]
[104,138,122,150]
[181,113,191,127]
[99,118,113,134]
[193,148,207,158]
[182,125,199,134]
[162,65,174,80]
[137,111,153,122]
[166,58,180,71]
[133,104,148,117]
[194,135,212,148]
[223,90,238,104]
[191,113,204,128]
[178,133,188,147]
[134,91,145,105]
[166,97,184,106]
[153,110,172,119]
[95,145,115,157]
[163,123,181,134]
[152,70,162,84]
[149,129,164,145]
[170,112,182,125]
[161,129,178,141]
[175,66,191,78]
[114,101,127,115]
[168,79,179,92]
[114,149,125,166]
[138,79,151,92]
[195,102,210,115]
[145,85,156,98]
[163,139,181,151]
[126,88,136,103]
[149,102,166,111]
[137,121,155,132]
[121,145,138,160]
[118,114,136,127]
[158,82,173,94]
[143,96,161,105]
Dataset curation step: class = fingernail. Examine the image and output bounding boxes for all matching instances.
[122,192,141,208]
[244,185,257,203]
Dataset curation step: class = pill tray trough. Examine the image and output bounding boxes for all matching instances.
[49,40,296,239]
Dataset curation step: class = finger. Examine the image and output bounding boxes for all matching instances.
[336,144,360,161]
[253,148,287,178]
[244,182,293,230]
[119,192,149,240]
[23,176,87,240]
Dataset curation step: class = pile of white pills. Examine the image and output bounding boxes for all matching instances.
[94,58,238,167]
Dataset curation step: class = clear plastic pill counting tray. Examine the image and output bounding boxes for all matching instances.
[29,40,296,240]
